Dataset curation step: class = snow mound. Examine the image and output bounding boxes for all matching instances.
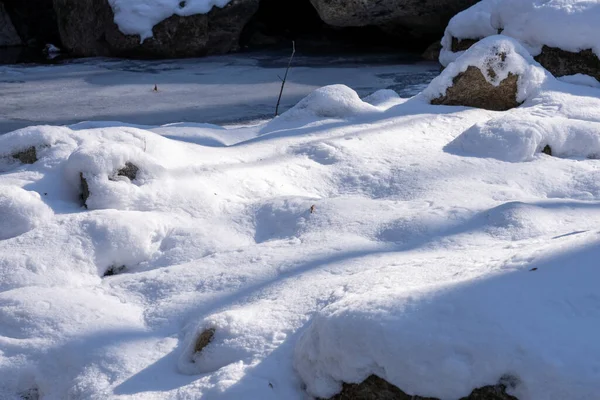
[362,89,401,107]
[0,187,53,240]
[423,36,549,104]
[447,115,600,162]
[294,241,600,400]
[441,0,600,66]
[108,0,232,41]
[277,85,379,122]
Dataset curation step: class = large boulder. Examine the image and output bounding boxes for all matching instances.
[424,36,548,111]
[53,0,259,58]
[0,3,22,47]
[308,0,479,39]
[440,0,600,82]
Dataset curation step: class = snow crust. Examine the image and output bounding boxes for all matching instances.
[2,72,600,400]
[108,0,232,41]
[423,36,548,104]
[441,0,600,66]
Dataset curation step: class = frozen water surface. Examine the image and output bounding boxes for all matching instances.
[0,51,439,134]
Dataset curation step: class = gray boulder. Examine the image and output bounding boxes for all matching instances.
[53,0,259,58]
[308,0,478,38]
[0,3,22,47]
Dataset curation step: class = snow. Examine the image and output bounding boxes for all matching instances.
[440,0,600,66]
[423,36,549,104]
[2,49,600,400]
[108,0,232,41]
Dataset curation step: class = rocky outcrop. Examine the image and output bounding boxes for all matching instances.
[53,0,260,58]
[431,65,521,111]
[309,0,478,39]
[0,3,21,47]
[329,375,519,400]
[535,46,600,82]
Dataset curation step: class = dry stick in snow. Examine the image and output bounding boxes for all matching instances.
[275,41,296,117]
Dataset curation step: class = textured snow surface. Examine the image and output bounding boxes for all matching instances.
[108,0,232,40]
[2,70,600,399]
[440,0,600,66]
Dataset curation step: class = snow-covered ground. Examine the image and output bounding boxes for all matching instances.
[2,39,600,399]
[0,52,439,135]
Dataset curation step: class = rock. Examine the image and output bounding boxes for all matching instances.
[2,0,60,47]
[534,46,600,82]
[451,37,479,53]
[329,375,519,400]
[117,162,139,181]
[431,65,521,111]
[542,144,552,156]
[0,3,22,47]
[12,147,37,164]
[308,0,478,39]
[194,328,215,355]
[422,41,442,61]
[80,173,90,208]
[103,265,126,277]
[53,0,260,58]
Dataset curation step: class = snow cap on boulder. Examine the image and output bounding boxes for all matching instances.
[440,0,600,81]
[423,36,548,111]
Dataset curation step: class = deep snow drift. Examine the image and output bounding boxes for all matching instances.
[2,37,600,399]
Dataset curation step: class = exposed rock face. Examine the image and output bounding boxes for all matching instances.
[117,162,139,181]
[329,375,519,400]
[422,41,442,61]
[431,65,521,111]
[535,46,600,82]
[2,0,60,47]
[53,0,260,58]
[308,0,479,39]
[0,3,22,47]
[12,147,37,164]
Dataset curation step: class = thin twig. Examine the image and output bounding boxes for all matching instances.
[275,41,296,117]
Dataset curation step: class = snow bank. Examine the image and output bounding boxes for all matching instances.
[294,241,600,400]
[108,0,232,41]
[2,66,600,399]
[0,187,53,240]
[441,0,600,66]
[423,36,548,104]
[447,115,600,162]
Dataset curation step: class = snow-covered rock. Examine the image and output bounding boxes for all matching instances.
[53,0,259,58]
[440,0,600,81]
[424,36,548,110]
